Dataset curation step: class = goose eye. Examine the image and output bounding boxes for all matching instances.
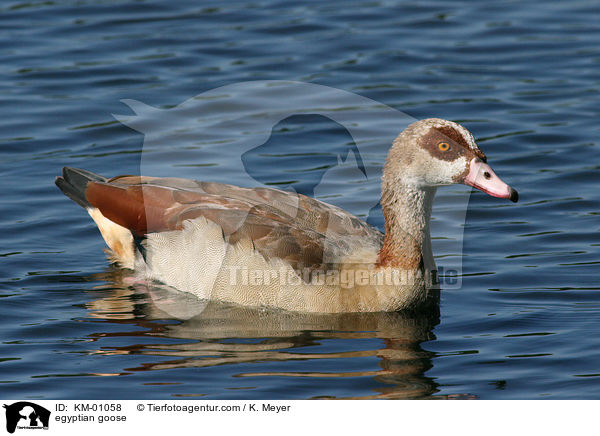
[438,142,450,151]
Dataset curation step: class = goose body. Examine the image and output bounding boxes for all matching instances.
[56,118,517,313]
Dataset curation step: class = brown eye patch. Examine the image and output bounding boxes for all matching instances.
[420,128,465,161]
[420,126,486,162]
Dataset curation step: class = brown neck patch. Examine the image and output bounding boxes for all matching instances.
[376,238,423,270]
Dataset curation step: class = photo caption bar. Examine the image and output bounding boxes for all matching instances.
[0,400,595,436]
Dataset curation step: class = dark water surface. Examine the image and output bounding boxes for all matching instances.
[1,0,599,399]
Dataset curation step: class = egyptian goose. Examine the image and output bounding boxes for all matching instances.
[56,118,517,313]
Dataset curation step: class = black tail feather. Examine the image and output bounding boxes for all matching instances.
[55,167,106,208]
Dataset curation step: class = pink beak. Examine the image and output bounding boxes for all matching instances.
[464,158,518,202]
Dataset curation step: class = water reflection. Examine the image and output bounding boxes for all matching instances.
[76,267,456,399]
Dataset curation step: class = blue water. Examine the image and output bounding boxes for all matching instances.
[1,0,600,399]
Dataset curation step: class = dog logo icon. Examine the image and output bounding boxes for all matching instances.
[3,402,50,433]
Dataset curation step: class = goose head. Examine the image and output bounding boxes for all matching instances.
[384,118,518,202]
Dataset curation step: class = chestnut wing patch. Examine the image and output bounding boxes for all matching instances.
[84,177,379,271]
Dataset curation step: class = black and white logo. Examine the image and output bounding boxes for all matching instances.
[3,402,50,434]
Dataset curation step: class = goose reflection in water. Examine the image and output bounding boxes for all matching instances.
[78,267,474,399]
